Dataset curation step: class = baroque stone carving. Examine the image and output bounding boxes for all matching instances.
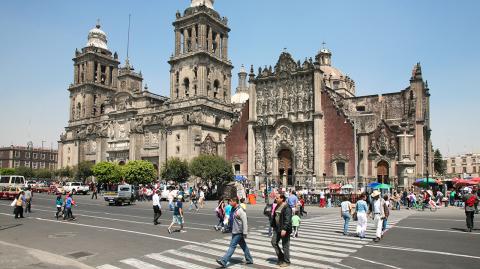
[200,134,218,155]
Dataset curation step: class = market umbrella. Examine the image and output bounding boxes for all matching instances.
[328,183,341,190]
[341,184,354,189]
[413,178,438,188]
[367,182,380,188]
[375,183,391,189]
[234,175,246,181]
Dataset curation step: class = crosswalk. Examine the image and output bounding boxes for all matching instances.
[97,211,411,269]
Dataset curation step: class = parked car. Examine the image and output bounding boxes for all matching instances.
[104,184,136,206]
[0,186,24,200]
[63,182,89,195]
[0,175,27,188]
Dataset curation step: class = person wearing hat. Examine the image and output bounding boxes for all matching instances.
[369,190,386,242]
[168,195,185,233]
[152,189,162,225]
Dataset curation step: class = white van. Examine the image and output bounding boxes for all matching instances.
[0,175,27,188]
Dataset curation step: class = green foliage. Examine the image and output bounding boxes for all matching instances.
[434,149,446,176]
[74,161,94,181]
[56,166,73,178]
[35,169,53,179]
[189,155,233,187]
[0,168,16,175]
[92,161,123,183]
[160,157,190,183]
[15,166,34,178]
[123,160,157,185]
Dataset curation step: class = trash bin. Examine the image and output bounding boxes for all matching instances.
[248,193,256,205]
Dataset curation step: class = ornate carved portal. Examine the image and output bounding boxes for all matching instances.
[377,160,389,184]
[200,134,218,156]
[278,149,293,186]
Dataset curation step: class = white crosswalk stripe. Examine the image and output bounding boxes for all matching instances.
[97,210,413,269]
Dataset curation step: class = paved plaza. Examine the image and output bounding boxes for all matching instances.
[0,194,478,269]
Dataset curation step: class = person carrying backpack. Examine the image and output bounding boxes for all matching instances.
[463,188,479,232]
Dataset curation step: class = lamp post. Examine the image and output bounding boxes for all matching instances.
[261,118,269,197]
[27,141,33,179]
[160,125,172,183]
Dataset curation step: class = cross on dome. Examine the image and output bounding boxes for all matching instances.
[191,0,214,9]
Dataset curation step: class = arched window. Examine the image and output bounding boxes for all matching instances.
[193,67,198,79]
[175,72,179,84]
[184,78,190,97]
[213,80,220,98]
[194,85,197,95]
[100,104,105,114]
[76,103,81,119]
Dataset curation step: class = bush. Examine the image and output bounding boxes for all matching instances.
[123,160,157,185]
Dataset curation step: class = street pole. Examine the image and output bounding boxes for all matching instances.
[354,121,358,194]
[161,126,172,184]
[263,120,268,200]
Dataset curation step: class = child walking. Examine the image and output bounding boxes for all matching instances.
[55,193,63,220]
[291,211,301,238]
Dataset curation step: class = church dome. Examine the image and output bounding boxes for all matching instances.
[86,23,108,50]
[320,65,345,80]
[231,92,249,104]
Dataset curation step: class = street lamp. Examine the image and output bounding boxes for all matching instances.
[160,125,172,183]
[27,141,33,173]
[350,113,373,194]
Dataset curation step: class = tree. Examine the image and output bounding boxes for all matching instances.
[160,157,190,184]
[35,169,53,179]
[434,149,446,176]
[15,166,34,178]
[92,162,123,183]
[56,166,73,179]
[0,168,16,175]
[123,160,157,185]
[189,155,233,192]
[74,161,94,182]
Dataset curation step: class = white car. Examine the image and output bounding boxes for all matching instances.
[63,182,89,195]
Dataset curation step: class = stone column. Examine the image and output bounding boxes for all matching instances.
[87,61,95,82]
[313,68,324,178]
[199,24,207,51]
[222,35,228,60]
[208,27,213,53]
[183,28,189,53]
[191,26,197,51]
[215,33,221,57]
[96,63,102,83]
[74,64,79,84]
[112,68,118,88]
[175,30,181,55]
[106,66,111,86]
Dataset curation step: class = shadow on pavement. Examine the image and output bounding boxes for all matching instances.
[0,223,22,231]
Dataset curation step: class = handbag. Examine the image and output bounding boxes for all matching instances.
[352,211,358,221]
[10,198,17,207]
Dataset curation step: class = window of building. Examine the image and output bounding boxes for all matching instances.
[41,153,46,160]
[33,153,38,159]
[356,106,366,112]
[176,134,181,140]
[176,146,180,154]
[463,167,467,173]
[26,152,30,158]
[452,167,456,173]
[234,164,240,175]
[32,162,37,169]
[336,162,345,176]
[25,161,30,167]
[333,81,340,90]
[40,162,45,169]
[14,161,20,168]
[14,151,20,158]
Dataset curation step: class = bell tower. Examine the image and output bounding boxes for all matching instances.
[169,0,232,103]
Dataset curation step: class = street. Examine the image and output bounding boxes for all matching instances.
[0,194,479,269]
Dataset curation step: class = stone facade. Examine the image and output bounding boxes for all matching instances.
[58,0,233,174]
[246,49,433,189]
[445,153,480,178]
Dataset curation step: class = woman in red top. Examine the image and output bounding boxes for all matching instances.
[299,196,307,216]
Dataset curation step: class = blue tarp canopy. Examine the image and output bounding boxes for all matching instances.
[235,175,247,181]
[367,182,380,188]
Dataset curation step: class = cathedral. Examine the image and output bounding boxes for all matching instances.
[58,0,433,190]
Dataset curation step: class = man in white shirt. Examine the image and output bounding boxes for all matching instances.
[370,190,385,242]
[152,190,162,225]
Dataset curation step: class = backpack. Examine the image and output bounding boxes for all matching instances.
[466,195,477,207]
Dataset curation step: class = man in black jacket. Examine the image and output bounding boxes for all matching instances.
[270,193,292,267]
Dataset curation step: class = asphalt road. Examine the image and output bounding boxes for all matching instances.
[0,193,478,269]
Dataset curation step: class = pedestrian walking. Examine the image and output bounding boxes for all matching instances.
[291,211,301,238]
[270,193,292,267]
[91,182,98,199]
[188,190,199,211]
[63,193,76,221]
[214,199,225,231]
[216,197,253,268]
[340,196,352,236]
[287,191,298,215]
[168,195,185,233]
[299,196,307,216]
[264,200,277,237]
[382,194,390,237]
[463,187,479,232]
[199,189,205,209]
[24,187,32,214]
[152,190,162,225]
[55,193,63,220]
[319,190,326,208]
[13,191,25,219]
[355,194,368,239]
[369,190,385,242]
[222,200,233,233]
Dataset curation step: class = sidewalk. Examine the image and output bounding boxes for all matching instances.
[0,239,94,269]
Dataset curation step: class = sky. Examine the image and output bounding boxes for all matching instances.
[0,0,479,157]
